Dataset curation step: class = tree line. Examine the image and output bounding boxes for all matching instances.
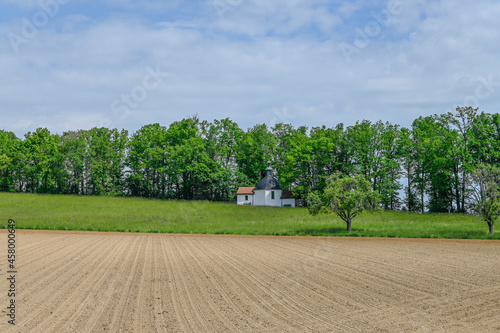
[0,106,499,213]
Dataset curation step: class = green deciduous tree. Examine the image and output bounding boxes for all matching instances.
[236,124,276,186]
[282,124,348,198]
[397,127,420,212]
[346,120,377,180]
[307,172,380,231]
[309,124,349,191]
[164,117,219,200]
[60,130,87,195]
[85,127,128,195]
[469,111,500,165]
[372,121,402,210]
[412,116,458,213]
[0,130,18,192]
[345,120,402,210]
[21,128,62,193]
[470,164,500,234]
[281,126,314,197]
[127,123,169,198]
[201,118,245,201]
[445,106,478,213]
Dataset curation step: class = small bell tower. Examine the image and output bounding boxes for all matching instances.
[265,161,273,177]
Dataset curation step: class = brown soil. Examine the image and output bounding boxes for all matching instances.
[1,230,499,332]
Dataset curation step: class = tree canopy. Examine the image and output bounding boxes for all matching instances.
[471,164,500,234]
[307,172,380,231]
[0,107,499,223]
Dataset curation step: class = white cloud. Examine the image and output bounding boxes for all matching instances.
[0,0,500,137]
[0,0,41,10]
[337,0,364,17]
[104,0,183,12]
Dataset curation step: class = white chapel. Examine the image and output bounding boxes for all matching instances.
[236,163,296,207]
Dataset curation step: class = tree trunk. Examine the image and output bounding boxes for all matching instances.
[421,190,424,214]
[461,180,465,213]
[488,222,494,234]
[346,219,352,232]
[454,166,460,212]
[407,165,412,211]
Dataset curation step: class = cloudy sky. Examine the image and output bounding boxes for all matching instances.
[1,0,499,137]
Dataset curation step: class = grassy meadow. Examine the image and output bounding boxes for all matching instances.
[0,192,498,239]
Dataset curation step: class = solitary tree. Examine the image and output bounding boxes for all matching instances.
[307,172,380,232]
[470,164,500,234]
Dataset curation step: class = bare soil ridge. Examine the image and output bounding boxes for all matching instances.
[1,230,499,332]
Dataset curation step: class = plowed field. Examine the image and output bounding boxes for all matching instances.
[1,230,499,332]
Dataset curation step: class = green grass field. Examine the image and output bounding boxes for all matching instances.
[0,192,498,239]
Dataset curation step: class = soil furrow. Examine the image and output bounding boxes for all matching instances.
[0,231,498,333]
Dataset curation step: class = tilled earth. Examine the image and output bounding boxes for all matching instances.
[1,230,499,332]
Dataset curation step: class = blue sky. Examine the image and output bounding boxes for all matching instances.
[1,0,500,137]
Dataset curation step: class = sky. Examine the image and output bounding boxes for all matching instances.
[1,0,499,137]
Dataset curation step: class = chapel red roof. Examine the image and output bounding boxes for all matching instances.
[236,187,255,195]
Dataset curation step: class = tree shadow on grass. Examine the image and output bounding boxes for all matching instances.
[446,230,498,239]
[295,227,349,236]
